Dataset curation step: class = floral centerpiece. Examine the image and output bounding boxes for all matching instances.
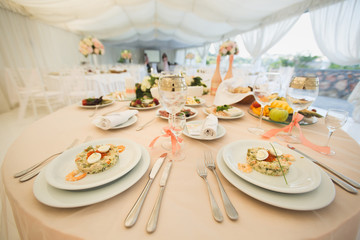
[185,75,209,95]
[118,50,132,63]
[185,52,195,59]
[135,74,160,99]
[79,36,105,57]
[219,40,239,56]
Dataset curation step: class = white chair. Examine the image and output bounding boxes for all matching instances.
[61,68,96,104]
[11,68,65,120]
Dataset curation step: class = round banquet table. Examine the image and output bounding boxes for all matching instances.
[1,95,360,240]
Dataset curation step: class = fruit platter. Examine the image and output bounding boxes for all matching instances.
[248,97,322,125]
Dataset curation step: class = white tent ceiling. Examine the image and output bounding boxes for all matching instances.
[0,0,341,49]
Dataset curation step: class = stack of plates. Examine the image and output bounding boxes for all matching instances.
[217,140,335,210]
[33,138,150,208]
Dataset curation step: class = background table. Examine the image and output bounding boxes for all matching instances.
[2,95,360,240]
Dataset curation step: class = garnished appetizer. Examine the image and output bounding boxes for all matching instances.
[238,146,295,181]
[130,98,159,108]
[158,108,195,118]
[206,105,242,117]
[186,96,201,105]
[65,144,126,182]
[82,96,112,106]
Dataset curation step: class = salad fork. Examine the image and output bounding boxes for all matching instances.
[197,160,223,222]
[204,151,238,220]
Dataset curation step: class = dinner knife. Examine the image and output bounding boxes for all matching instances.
[124,153,167,228]
[287,144,360,189]
[147,160,172,233]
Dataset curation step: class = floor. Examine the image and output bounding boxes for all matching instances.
[0,101,359,239]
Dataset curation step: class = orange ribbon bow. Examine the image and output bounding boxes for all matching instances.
[149,127,183,154]
[262,113,330,154]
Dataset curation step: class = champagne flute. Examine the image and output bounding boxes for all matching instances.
[248,72,281,135]
[321,109,348,155]
[276,75,319,143]
[158,73,187,160]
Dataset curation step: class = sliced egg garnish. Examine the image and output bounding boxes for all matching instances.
[269,148,282,156]
[97,145,110,153]
[87,152,101,164]
[256,149,269,161]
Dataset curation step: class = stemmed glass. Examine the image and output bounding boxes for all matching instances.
[321,109,348,155]
[276,75,319,143]
[248,72,281,135]
[158,73,187,160]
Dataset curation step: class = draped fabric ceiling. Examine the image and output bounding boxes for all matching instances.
[0,0,341,49]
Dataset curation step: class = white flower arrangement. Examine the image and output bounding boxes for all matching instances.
[219,40,239,56]
[79,36,105,57]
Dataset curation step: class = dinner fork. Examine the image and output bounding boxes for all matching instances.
[204,151,238,220]
[14,138,79,178]
[197,160,223,222]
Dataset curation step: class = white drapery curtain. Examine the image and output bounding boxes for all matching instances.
[309,0,360,66]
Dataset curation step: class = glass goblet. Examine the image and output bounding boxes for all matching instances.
[276,75,319,143]
[321,109,348,155]
[248,72,281,135]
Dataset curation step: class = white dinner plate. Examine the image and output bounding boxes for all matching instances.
[34,145,150,208]
[183,120,226,140]
[217,148,335,211]
[156,107,198,120]
[45,138,142,190]
[111,115,138,129]
[185,97,206,107]
[222,140,322,194]
[203,107,244,120]
[78,99,114,109]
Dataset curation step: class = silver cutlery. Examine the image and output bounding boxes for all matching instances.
[147,160,172,233]
[18,136,92,182]
[197,160,223,222]
[136,117,157,131]
[287,144,360,190]
[204,151,238,220]
[14,138,79,179]
[125,153,167,227]
[102,105,127,116]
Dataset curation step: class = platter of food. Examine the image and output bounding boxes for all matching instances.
[204,105,244,119]
[222,140,322,194]
[34,145,150,208]
[45,138,142,190]
[216,148,335,211]
[156,107,198,120]
[128,98,160,110]
[78,96,114,108]
[185,96,205,106]
[248,99,321,125]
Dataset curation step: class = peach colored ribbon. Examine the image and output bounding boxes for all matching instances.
[262,113,330,154]
[149,127,183,154]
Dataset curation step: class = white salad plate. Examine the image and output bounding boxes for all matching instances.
[78,100,114,109]
[203,107,245,120]
[222,140,322,194]
[45,138,142,190]
[34,145,150,208]
[111,116,138,129]
[156,107,198,120]
[217,147,335,211]
[183,120,226,140]
[185,97,206,107]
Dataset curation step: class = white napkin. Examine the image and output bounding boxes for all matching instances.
[92,110,138,130]
[213,77,253,106]
[200,114,218,139]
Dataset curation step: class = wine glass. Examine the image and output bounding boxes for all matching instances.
[321,109,348,155]
[276,75,319,143]
[158,73,187,160]
[248,72,281,135]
